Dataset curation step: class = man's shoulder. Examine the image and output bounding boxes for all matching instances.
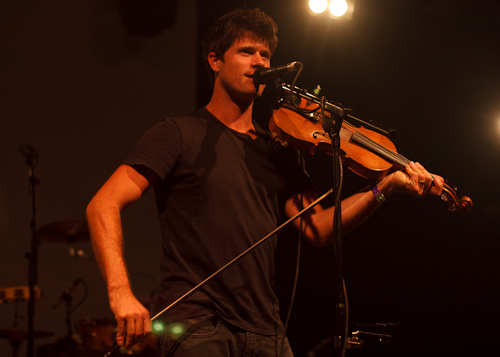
[165,107,210,121]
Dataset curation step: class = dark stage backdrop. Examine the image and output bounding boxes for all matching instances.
[1,1,500,357]
[0,1,197,356]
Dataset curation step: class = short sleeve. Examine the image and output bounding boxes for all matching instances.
[123,118,182,180]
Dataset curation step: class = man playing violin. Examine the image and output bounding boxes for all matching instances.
[86,8,443,356]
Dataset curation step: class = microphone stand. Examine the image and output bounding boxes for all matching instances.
[104,188,334,357]
[53,278,88,354]
[321,99,347,357]
[278,83,351,356]
[20,146,40,357]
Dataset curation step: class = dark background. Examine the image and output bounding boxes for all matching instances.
[1,0,499,356]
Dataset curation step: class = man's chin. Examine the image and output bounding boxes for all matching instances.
[229,91,258,105]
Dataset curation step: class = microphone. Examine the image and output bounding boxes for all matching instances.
[253,61,302,84]
[52,279,83,309]
[19,144,39,166]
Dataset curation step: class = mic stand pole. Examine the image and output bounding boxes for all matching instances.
[63,292,79,354]
[64,293,73,342]
[21,147,40,357]
[322,104,347,357]
[104,187,334,357]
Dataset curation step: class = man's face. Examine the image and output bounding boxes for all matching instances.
[214,33,271,102]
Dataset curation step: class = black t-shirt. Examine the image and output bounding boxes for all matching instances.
[124,107,312,335]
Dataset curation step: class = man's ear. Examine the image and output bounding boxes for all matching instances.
[208,52,221,73]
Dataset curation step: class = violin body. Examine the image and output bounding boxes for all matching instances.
[269,92,473,213]
[270,103,396,180]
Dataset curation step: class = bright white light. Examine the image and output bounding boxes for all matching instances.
[329,0,348,17]
[309,0,329,14]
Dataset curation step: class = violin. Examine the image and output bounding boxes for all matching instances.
[269,84,472,213]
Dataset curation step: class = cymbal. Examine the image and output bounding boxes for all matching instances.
[37,220,89,243]
[0,326,53,342]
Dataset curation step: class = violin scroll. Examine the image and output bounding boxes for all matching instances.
[441,183,473,213]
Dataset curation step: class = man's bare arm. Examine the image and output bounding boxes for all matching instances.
[86,164,156,348]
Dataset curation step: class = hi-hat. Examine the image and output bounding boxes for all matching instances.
[37,220,89,243]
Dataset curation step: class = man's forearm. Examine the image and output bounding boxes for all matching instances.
[86,197,132,294]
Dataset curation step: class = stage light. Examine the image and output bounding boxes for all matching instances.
[309,0,329,14]
[329,0,348,17]
[308,0,355,19]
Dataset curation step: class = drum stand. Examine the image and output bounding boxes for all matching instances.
[0,299,53,357]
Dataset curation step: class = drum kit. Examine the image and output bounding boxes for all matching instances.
[1,220,157,357]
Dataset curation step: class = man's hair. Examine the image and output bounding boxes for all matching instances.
[202,8,278,85]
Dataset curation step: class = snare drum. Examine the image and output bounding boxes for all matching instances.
[76,317,115,352]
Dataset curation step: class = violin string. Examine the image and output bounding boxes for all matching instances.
[342,122,410,167]
[357,133,409,166]
[302,105,411,168]
[339,121,471,212]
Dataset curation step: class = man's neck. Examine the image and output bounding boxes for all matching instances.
[205,92,256,136]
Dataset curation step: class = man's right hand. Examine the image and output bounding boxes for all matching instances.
[109,287,153,349]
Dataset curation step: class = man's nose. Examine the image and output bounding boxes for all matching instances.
[252,53,266,67]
